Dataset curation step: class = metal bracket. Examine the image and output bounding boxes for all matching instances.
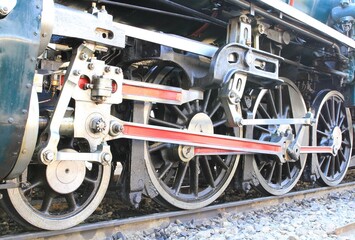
[38,43,96,164]
[220,72,246,126]
[0,0,16,16]
[56,143,112,165]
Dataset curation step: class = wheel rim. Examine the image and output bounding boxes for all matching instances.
[245,80,308,195]
[312,90,352,186]
[1,159,110,230]
[135,65,241,209]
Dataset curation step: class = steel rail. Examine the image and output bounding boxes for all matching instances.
[334,222,355,236]
[2,181,354,240]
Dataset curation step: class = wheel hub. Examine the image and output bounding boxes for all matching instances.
[188,113,214,134]
[46,150,86,194]
[178,113,214,162]
[331,126,342,155]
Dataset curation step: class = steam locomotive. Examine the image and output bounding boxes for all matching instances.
[0,0,354,230]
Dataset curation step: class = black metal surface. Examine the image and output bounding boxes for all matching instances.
[98,0,220,26]
[0,0,42,180]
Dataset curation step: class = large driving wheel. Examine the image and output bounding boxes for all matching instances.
[244,79,308,195]
[1,150,110,230]
[134,65,241,209]
[311,90,352,186]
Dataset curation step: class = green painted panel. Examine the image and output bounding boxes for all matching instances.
[0,0,42,180]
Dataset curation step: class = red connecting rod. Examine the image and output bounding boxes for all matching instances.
[118,121,333,156]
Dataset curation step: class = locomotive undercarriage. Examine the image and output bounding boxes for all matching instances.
[0,0,354,230]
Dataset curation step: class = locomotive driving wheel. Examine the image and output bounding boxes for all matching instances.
[134,65,241,209]
[244,79,308,195]
[1,147,110,229]
[311,90,352,186]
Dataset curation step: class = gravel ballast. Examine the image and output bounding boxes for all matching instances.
[127,189,355,240]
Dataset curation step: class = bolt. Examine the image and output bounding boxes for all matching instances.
[102,153,112,163]
[44,150,55,162]
[91,118,107,133]
[133,193,141,204]
[80,53,88,60]
[88,63,95,70]
[182,146,194,159]
[8,118,14,124]
[104,66,111,73]
[73,70,81,76]
[115,68,122,74]
[0,6,9,15]
[112,123,124,134]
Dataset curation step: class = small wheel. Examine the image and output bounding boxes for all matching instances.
[244,79,308,195]
[0,150,110,230]
[134,65,241,209]
[311,90,352,186]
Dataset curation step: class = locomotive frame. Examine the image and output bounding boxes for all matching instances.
[0,0,354,230]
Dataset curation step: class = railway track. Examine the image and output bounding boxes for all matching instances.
[1,181,354,240]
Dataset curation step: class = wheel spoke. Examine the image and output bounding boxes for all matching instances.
[200,156,215,188]
[258,104,272,119]
[330,156,335,179]
[316,130,329,138]
[22,180,42,193]
[212,155,229,170]
[65,193,78,211]
[319,155,326,167]
[189,157,199,196]
[185,102,193,114]
[335,155,341,173]
[173,162,188,194]
[158,162,174,180]
[149,117,184,129]
[341,128,349,134]
[149,142,169,152]
[40,192,55,213]
[319,113,331,131]
[342,140,351,147]
[213,119,227,127]
[208,102,221,118]
[170,105,189,122]
[276,86,283,114]
[331,97,335,123]
[277,163,283,185]
[336,101,341,125]
[338,150,346,163]
[194,100,200,112]
[254,125,273,134]
[285,162,292,179]
[324,101,333,126]
[84,175,98,184]
[266,161,276,183]
[322,156,331,175]
[338,114,345,127]
[202,89,212,113]
[267,90,278,118]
